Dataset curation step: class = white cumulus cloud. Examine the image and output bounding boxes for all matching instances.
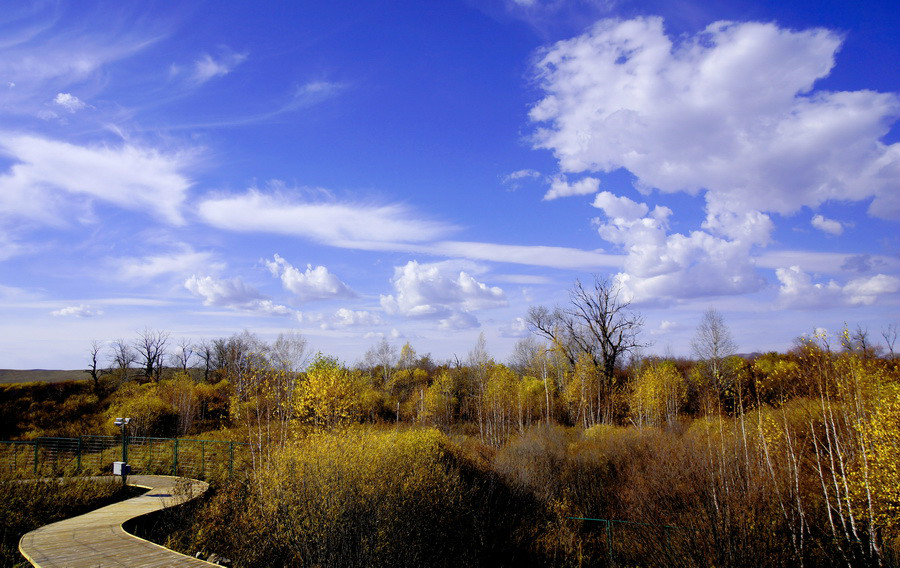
[592,192,768,303]
[591,191,649,220]
[184,274,295,316]
[380,260,506,327]
[529,17,900,220]
[499,316,530,338]
[53,92,87,112]
[438,312,480,331]
[810,214,844,236]
[544,175,601,200]
[264,254,354,301]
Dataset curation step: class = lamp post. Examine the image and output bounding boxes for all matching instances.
[113,417,131,486]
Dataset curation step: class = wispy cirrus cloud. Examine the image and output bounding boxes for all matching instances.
[113,247,224,281]
[198,189,457,246]
[285,80,347,110]
[425,240,622,270]
[775,266,900,309]
[197,187,621,270]
[755,251,898,275]
[317,308,384,329]
[0,5,162,117]
[51,304,103,317]
[188,50,248,84]
[0,134,197,226]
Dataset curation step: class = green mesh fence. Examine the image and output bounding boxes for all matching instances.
[0,436,250,481]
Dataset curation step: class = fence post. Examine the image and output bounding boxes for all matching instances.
[33,440,38,476]
[607,520,614,567]
[201,441,206,479]
[77,437,82,472]
[173,439,179,476]
[229,441,234,477]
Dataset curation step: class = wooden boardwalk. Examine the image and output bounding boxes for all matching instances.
[18,475,220,568]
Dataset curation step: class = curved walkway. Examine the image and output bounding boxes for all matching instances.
[18,475,219,568]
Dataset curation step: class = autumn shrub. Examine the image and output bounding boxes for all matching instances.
[164,426,545,567]
[106,382,179,437]
[0,381,108,439]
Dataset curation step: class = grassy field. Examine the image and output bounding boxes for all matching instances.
[0,369,86,384]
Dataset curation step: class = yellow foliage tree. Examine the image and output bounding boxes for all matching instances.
[561,353,600,428]
[483,364,519,446]
[848,372,900,533]
[422,369,457,428]
[295,355,365,429]
[517,375,546,431]
[628,360,686,428]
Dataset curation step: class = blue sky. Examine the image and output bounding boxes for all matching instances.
[1,0,898,369]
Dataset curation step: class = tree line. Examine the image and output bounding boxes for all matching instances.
[8,275,889,566]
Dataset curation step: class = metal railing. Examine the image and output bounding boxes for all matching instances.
[0,436,250,481]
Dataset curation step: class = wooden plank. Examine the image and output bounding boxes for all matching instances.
[18,475,221,568]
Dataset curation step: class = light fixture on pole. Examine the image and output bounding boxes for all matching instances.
[113,417,131,485]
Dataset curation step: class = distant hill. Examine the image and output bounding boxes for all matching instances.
[0,369,87,384]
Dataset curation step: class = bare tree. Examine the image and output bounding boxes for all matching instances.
[194,338,216,382]
[171,336,195,373]
[527,276,644,423]
[109,339,136,382]
[270,331,308,444]
[84,340,109,391]
[691,308,738,393]
[363,337,398,387]
[466,332,492,440]
[882,323,897,358]
[271,331,309,374]
[846,324,882,360]
[134,329,170,380]
[508,336,556,423]
[508,336,543,376]
[219,330,267,400]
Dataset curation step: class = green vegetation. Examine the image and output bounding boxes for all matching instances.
[2,316,898,566]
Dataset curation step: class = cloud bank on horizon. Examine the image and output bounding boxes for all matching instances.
[0,1,897,368]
